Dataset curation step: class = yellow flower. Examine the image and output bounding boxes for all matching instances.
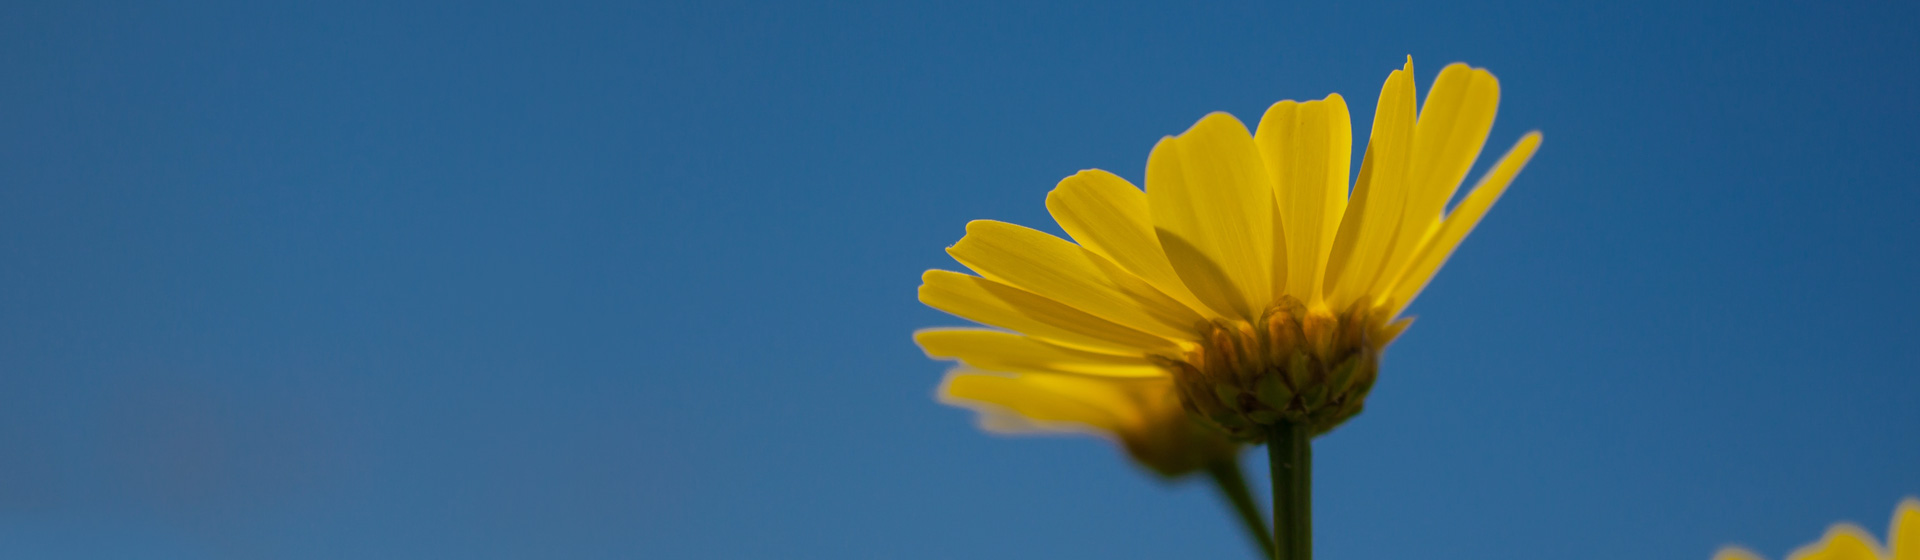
[918,57,1540,443]
[1714,498,1919,560]
[935,367,1236,477]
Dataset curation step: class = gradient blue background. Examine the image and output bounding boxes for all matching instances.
[3,1,1916,558]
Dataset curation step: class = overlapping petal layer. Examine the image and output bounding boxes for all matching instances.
[915,328,1162,378]
[1146,112,1279,322]
[1257,94,1352,306]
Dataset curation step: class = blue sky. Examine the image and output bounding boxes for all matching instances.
[2,1,1916,558]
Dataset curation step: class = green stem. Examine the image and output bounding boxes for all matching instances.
[1267,421,1312,560]
[1206,459,1276,559]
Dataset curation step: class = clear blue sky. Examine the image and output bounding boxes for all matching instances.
[2,1,1916,558]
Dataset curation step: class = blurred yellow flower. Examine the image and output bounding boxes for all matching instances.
[1714,498,1919,560]
[934,366,1236,477]
[917,57,1541,442]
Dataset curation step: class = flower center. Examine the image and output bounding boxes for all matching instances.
[1155,296,1401,441]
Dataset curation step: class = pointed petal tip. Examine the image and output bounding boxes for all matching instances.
[1149,135,1176,153]
[961,218,1003,234]
[1049,169,1123,201]
[1513,131,1544,154]
[950,219,1014,252]
[1067,168,1109,181]
[1062,168,1112,181]
[1897,496,1920,541]
[933,367,975,401]
[917,270,950,299]
[920,268,974,289]
[911,326,964,347]
[1186,111,1252,137]
[912,329,976,358]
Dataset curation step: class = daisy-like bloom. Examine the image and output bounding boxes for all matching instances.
[1714,498,1919,560]
[918,57,1541,443]
[936,367,1237,477]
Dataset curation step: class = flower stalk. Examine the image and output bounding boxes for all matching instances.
[1206,459,1276,559]
[1268,421,1311,560]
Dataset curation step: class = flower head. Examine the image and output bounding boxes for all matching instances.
[1714,498,1919,560]
[920,57,1540,443]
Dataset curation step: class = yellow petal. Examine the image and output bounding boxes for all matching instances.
[1384,131,1541,315]
[1714,547,1767,560]
[1325,57,1418,310]
[918,270,1181,354]
[947,220,1205,340]
[914,328,1166,378]
[1047,169,1224,318]
[1788,525,1885,560]
[939,370,1155,435]
[1256,94,1353,306]
[1147,112,1278,320]
[1377,63,1502,290]
[1893,498,1919,560]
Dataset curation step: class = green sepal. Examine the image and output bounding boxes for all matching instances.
[1213,385,1244,409]
[1254,373,1293,410]
[1284,351,1313,388]
[1326,356,1361,396]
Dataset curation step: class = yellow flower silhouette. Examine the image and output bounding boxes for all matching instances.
[919,57,1541,444]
